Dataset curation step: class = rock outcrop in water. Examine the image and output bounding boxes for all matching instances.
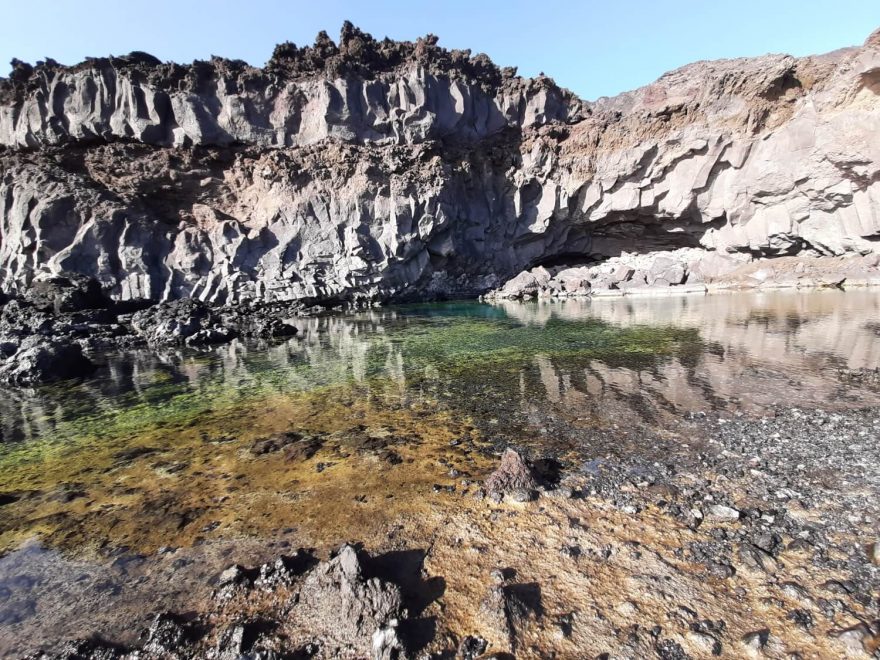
[1,23,880,305]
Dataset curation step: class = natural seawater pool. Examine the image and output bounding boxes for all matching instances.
[1,289,880,656]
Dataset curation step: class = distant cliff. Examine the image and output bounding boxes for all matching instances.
[1,23,879,304]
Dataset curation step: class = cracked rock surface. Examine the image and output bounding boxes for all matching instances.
[1,24,880,306]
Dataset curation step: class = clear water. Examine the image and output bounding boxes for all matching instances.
[1,289,879,655]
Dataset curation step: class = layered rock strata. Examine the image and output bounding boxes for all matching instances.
[1,23,880,305]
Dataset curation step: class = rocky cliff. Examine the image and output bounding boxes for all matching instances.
[2,23,880,305]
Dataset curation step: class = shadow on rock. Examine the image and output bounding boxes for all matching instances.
[362,547,446,653]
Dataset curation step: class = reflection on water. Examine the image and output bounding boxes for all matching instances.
[1,289,880,655]
[3,289,879,449]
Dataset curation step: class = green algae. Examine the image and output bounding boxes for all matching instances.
[0,302,706,555]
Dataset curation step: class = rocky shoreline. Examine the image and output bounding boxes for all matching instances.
[484,252,880,301]
[12,405,879,659]
[5,264,880,388]
[0,272,312,385]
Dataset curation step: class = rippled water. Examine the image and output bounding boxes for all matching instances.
[1,289,880,656]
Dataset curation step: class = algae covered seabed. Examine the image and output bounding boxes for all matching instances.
[2,292,880,657]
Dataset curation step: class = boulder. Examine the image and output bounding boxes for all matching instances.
[23,273,109,313]
[131,299,234,345]
[496,271,540,299]
[483,448,540,502]
[294,544,406,658]
[0,336,95,386]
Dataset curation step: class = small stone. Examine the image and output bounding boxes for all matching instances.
[742,629,770,651]
[457,635,488,659]
[830,623,874,654]
[707,504,741,521]
[218,564,248,587]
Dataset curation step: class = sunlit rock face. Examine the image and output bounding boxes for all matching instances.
[1,24,879,304]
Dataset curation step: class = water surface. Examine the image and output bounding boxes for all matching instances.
[1,289,879,656]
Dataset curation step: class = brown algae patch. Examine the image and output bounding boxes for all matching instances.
[0,378,495,557]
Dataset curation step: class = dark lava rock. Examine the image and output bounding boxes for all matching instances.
[457,635,489,659]
[23,273,109,313]
[250,431,303,455]
[131,298,301,346]
[0,336,95,385]
[250,432,323,461]
[132,298,234,345]
[656,638,691,660]
[294,544,406,658]
[483,448,539,503]
[786,608,814,630]
[227,302,300,339]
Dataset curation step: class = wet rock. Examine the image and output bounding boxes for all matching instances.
[483,448,539,503]
[294,544,406,658]
[0,336,95,385]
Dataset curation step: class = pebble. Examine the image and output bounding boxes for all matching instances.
[707,504,741,521]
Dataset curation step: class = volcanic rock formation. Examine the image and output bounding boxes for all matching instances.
[2,23,880,305]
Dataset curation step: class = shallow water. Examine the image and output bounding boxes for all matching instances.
[1,289,880,656]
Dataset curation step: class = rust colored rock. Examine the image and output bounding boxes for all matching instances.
[483,448,539,502]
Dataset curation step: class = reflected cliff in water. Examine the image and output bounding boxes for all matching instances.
[3,289,880,448]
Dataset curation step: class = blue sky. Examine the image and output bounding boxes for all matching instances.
[1,1,878,100]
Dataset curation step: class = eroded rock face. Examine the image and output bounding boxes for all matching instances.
[1,25,880,306]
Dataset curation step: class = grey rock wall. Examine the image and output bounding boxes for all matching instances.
[1,25,879,305]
